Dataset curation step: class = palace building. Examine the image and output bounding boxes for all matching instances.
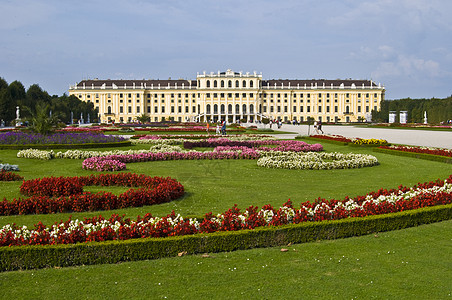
[68,69,385,124]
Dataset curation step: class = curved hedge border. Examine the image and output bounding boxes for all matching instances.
[1,204,450,271]
[0,140,132,150]
[374,147,452,164]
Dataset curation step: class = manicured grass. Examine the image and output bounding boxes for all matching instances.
[0,140,451,298]
[1,143,450,227]
[1,220,450,299]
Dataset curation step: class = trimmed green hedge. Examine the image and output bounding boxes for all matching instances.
[1,204,451,271]
[374,147,452,164]
[296,136,348,145]
[0,141,132,150]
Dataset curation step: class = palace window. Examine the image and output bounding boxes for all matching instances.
[207,80,210,88]
[250,81,253,88]
[235,80,239,88]
[214,80,217,88]
[137,106,140,113]
[228,80,232,88]
[242,80,246,88]
[221,80,225,88]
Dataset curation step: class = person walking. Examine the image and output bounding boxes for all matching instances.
[221,121,227,135]
[318,121,324,134]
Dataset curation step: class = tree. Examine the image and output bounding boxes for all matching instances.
[28,102,59,135]
[136,113,149,124]
[261,118,270,127]
[0,89,14,124]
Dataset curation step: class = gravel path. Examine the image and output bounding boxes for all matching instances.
[250,124,452,149]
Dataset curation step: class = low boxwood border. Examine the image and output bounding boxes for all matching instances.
[374,147,452,164]
[1,203,451,271]
[0,141,132,150]
[296,136,349,145]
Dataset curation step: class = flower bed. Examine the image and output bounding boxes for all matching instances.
[0,132,125,145]
[379,145,452,158]
[0,173,184,216]
[183,138,322,150]
[352,138,388,146]
[1,175,451,246]
[81,139,323,171]
[308,135,388,146]
[82,148,262,171]
[132,134,274,140]
[257,152,379,170]
[0,163,19,171]
[0,170,24,181]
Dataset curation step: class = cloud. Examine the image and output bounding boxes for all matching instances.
[372,54,440,78]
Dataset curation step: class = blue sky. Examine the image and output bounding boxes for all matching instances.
[1,0,451,99]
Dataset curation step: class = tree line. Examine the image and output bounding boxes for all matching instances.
[372,96,452,124]
[0,77,98,126]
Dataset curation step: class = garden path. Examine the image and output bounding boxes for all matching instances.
[251,123,452,149]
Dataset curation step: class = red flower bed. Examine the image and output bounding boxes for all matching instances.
[0,170,24,181]
[0,173,184,215]
[379,145,452,158]
[1,175,451,246]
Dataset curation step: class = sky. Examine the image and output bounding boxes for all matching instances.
[1,0,452,100]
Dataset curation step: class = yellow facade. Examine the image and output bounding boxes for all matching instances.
[68,69,385,123]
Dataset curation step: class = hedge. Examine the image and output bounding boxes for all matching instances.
[0,141,132,150]
[1,203,451,271]
[374,147,452,164]
[296,136,348,145]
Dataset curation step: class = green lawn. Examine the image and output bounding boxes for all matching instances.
[0,141,451,298]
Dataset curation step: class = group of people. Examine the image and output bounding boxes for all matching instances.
[269,119,283,129]
[313,120,324,134]
[206,121,227,135]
